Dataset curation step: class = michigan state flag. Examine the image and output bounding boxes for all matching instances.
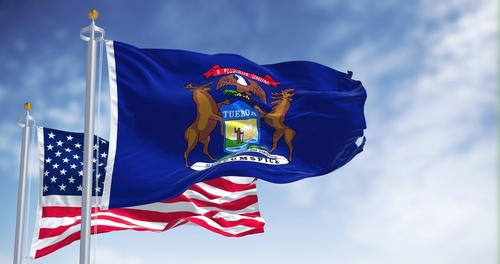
[102,40,367,209]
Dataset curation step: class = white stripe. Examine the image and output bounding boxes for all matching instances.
[90,218,165,231]
[92,212,168,230]
[41,195,93,207]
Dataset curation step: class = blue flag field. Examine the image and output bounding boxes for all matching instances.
[102,40,367,209]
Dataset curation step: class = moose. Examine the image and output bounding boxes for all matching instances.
[253,88,296,161]
[183,81,229,167]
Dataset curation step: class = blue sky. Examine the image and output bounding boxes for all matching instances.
[0,1,497,263]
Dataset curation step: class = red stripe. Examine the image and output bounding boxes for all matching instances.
[202,177,256,192]
[102,209,200,223]
[42,206,101,218]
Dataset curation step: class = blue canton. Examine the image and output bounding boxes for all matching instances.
[41,127,108,197]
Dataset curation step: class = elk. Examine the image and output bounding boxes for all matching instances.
[253,88,296,161]
[183,81,229,167]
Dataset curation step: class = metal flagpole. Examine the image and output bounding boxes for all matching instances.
[13,102,36,264]
[79,9,104,264]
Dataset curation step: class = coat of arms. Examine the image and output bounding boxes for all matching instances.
[183,66,295,170]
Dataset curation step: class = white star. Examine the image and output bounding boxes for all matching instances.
[95,186,101,193]
[55,151,62,157]
[100,139,107,144]
[62,158,69,163]
[75,142,82,148]
[65,148,72,153]
[56,140,63,146]
[46,144,54,151]
[60,169,67,175]
[93,158,97,163]
[66,135,74,141]
[73,154,80,160]
[45,157,52,163]
[48,132,55,139]
[50,176,57,182]
[52,163,59,169]
[68,176,75,184]
[101,152,108,158]
[78,170,83,176]
[77,185,82,191]
[93,144,99,150]
[43,185,48,192]
[70,164,77,169]
[59,184,66,191]
[96,173,101,179]
[43,170,49,177]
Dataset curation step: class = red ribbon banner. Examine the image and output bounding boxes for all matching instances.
[203,65,279,88]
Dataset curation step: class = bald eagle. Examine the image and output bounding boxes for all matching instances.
[216,74,267,103]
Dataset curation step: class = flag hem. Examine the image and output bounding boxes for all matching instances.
[101,40,117,210]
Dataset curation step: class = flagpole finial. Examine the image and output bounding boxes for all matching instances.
[80,9,104,41]
[17,102,36,128]
[88,9,99,20]
[23,102,32,111]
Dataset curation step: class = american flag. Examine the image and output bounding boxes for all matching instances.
[30,127,265,259]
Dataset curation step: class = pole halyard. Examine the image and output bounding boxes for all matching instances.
[79,10,104,264]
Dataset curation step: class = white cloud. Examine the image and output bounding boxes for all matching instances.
[285,178,320,207]
[45,100,84,128]
[0,123,23,176]
[344,139,496,263]
[285,0,497,262]
[352,1,494,262]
